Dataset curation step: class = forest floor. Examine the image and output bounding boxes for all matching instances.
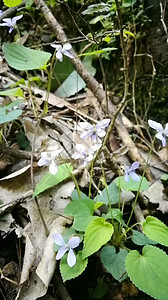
[0,1,168,300]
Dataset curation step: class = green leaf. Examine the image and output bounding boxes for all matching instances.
[6,99,24,109]
[126,245,168,300]
[2,44,51,71]
[100,246,128,282]
[51,56,74,90]
[56,56,96,97]
[33,163,72,197]
[64,198,94,216]
[102,208,125,225]
[95,181,119,205]
[122,0,137,7]
[88,277,108,299]
[115,176,149,191]
[143,216,168,247]
[123,29,135,37]
[60,251,88,282]
[0,109,22,124]
[71,189,90,201]
[64,198,97,231]
[0,88,24,97]
[131,230,157,246]
[89,14,109,25]
[3,0,22,7]
[82,3,111,15]
[82,218,114,259]
[73,215,98,232]
[161,173,168,181]
[94,202,104,210]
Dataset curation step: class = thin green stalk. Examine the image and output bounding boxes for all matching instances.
[98,156,114,224]
[89,159,94,198]
[26,71,38,118]
[42,51,56,116]
[68,167,81,198]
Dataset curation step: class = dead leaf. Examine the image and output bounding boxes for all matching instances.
[33,87,69,108]
[142,180,168,213]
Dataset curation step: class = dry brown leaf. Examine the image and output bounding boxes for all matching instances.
[33,87,69,108]
[142,180,168,213]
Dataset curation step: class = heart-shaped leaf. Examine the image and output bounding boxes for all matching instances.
[126,245,168,300]
[82,218,114,259]
[100,246,128,281]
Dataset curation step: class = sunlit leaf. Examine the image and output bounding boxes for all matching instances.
[3,0,22,7]
[33,163,72,196]
[126,245,168,300]
[115,176,149,191]
[82,218,114,259]
[0,88,23,97]
[2,43,51,70]
[143,216,168,247]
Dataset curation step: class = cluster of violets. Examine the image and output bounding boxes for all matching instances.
[72,118,111,165]
[53,119,168,267]
[37,119,111,174]
[1,9,168,266]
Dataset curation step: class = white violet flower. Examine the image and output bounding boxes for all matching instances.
[148,119,168,147]
[124,161,140,182]
[0,10,3,16]
[72,144,95,165]
[79,119,110,144]
[53,233,80,267]
[50,42,74,62]
[0,14,23,33]
[37,150,61,175]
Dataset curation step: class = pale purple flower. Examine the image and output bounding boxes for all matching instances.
[37,150,61,175]
[0,14,23,33]
[148,119,168,147]
[72,144,97,165]
[0,10,3,16]
[124,161,140,182]
[53,233,80,267]
[79,119,110,144]
[50,43,74,62]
